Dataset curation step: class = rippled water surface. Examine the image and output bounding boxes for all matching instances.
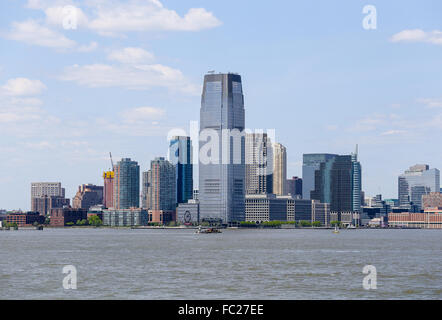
[1,228,441,299]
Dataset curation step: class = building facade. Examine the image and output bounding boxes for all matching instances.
[245,132,273,195]
[72,184,103,210]
[398,165,440,210]
[103,171,114,208]
[102,208,148,227]
[113,158,140,209]
[31,182,69,215]
[177,200,200,225]
[422,192,442,209]
[273,143,287,196]
[50,208,88,227]
[302,154,337,200]
[286,176,302,198]
[169,136,193,204]
[199,72,245,224]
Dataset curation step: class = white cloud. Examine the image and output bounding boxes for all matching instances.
[1,78,46,96]
[121,106,165,123]
[417,98,442,108]
[391,29,442,45]
[5,20,76,49]
[77,41,98,52]
[108,47,155,64]
[380,130,407,136]
[59,63,199,95]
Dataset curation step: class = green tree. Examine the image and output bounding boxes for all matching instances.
[330,221,341,227]
[66,222,74,226]
[88,215,102,227]
[300,220,312,227]
[44,217,50,225]
[312,221,321,227]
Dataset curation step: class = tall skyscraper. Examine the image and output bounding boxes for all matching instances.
[103,171,114,208]
[113,158,140,209]
[273,143,287,196]
[199,72,245,224]
[245,133,273,195]
[286,176,302,198]
[398,164,440,209]
[311,149,362,213]
[169,136,193,204]
[302,154,337,200]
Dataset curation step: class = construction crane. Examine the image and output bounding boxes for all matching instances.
[109,152,114,171]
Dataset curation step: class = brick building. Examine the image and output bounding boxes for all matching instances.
[50,208,88,227]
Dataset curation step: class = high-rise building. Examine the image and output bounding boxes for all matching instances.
[169,136,193,204]
[145,157,177,224]
[199,72,245,224]
[113,158,140,209]
[245,133,273,195]
[103,171,114,208]
[273,143,287,196]
[141,170,151,209]
[31,182,69,215]
[302,154,337,200]
[286,176,302,198]
[398,164,440,210]
[72,184,103,210]
[311,149,362,214]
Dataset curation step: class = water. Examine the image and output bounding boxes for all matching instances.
[0,228,441,299]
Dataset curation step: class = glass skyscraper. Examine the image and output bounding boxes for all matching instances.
[302,154,337,200]
[398,164,440,210]
[199,72,245,224]
[169,136,193,204]
[113,158,140,209]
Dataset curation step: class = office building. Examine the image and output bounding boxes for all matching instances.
[302,154,337,200]
[102,208,148,227]
[398,164,440,210]
[245,132,273,195]
[50,208,88,227]
[286,176,302,198]
[169,136,193,204]
[199,72,245,224]
[72,184,103,210]
[31,182,69,215]
[389,208,442,229]
[113,158,140,209]
[6,212,45,227]
[177,200,200,225]
[103,171,114,208]
[273,143,287,195]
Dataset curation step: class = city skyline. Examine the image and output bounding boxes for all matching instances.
[1,0,442,210]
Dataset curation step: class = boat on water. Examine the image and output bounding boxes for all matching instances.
[333,225,340,234]
[347,224,356,229]
[195,226,222,234]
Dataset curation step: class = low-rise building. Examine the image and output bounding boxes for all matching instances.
[388,208,442,229]
[6,211,45,227]
[102,208,148,227]
[177,200,199,225]
[50,208,88,227]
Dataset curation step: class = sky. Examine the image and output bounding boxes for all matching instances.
[0,0,441,210]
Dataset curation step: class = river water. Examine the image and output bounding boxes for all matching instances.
[0,228,441,299]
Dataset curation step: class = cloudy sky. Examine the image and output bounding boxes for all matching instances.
[0,0,441,210]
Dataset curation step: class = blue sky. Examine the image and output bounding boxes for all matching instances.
[0,0,441,210]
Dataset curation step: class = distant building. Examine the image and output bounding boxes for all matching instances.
[389,208,442,229]
[50,208,88,227]
[103,171,114,208]
[398,164,440,210]
[169,136,193,204]
[286,176,302,198]
[31,195,70,216]
[113,158,140,209]
[302,154,337,200]
[422,192,442,209]
[6,212,44,227]
[245,133,273,195]
[31,182,69,215]
[177,200,200,225]
[72,184,103,210]
[102,208,148,227]
[144,157,177,224]
[273,143,287,196]
[87,205,105,221]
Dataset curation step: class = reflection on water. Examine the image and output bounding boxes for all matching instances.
[0,228,441,299]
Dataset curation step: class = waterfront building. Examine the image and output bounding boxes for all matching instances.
[103,171,114,208]
[169,136,193,204]
[245,133,273,195]
[6,212,45,227]
[398,164,440,210]
[388,208,442,229]
[145,157,176,224]
[50,208,88,227]
[72,184,103,210]
[286,176,302,198]
[31,195,70,216]
[273,143,287,196]
[177,199,200,225]
[102,208,148,227]
[302,154,338,200]
[199,72,245,224]
[113,158,140,209]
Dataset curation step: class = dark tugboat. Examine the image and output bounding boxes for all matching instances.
[195,226,222,234]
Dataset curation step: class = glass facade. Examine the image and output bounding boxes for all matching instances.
[302,154,337,200]
[199,73,245,224]
[169,136,193,204]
